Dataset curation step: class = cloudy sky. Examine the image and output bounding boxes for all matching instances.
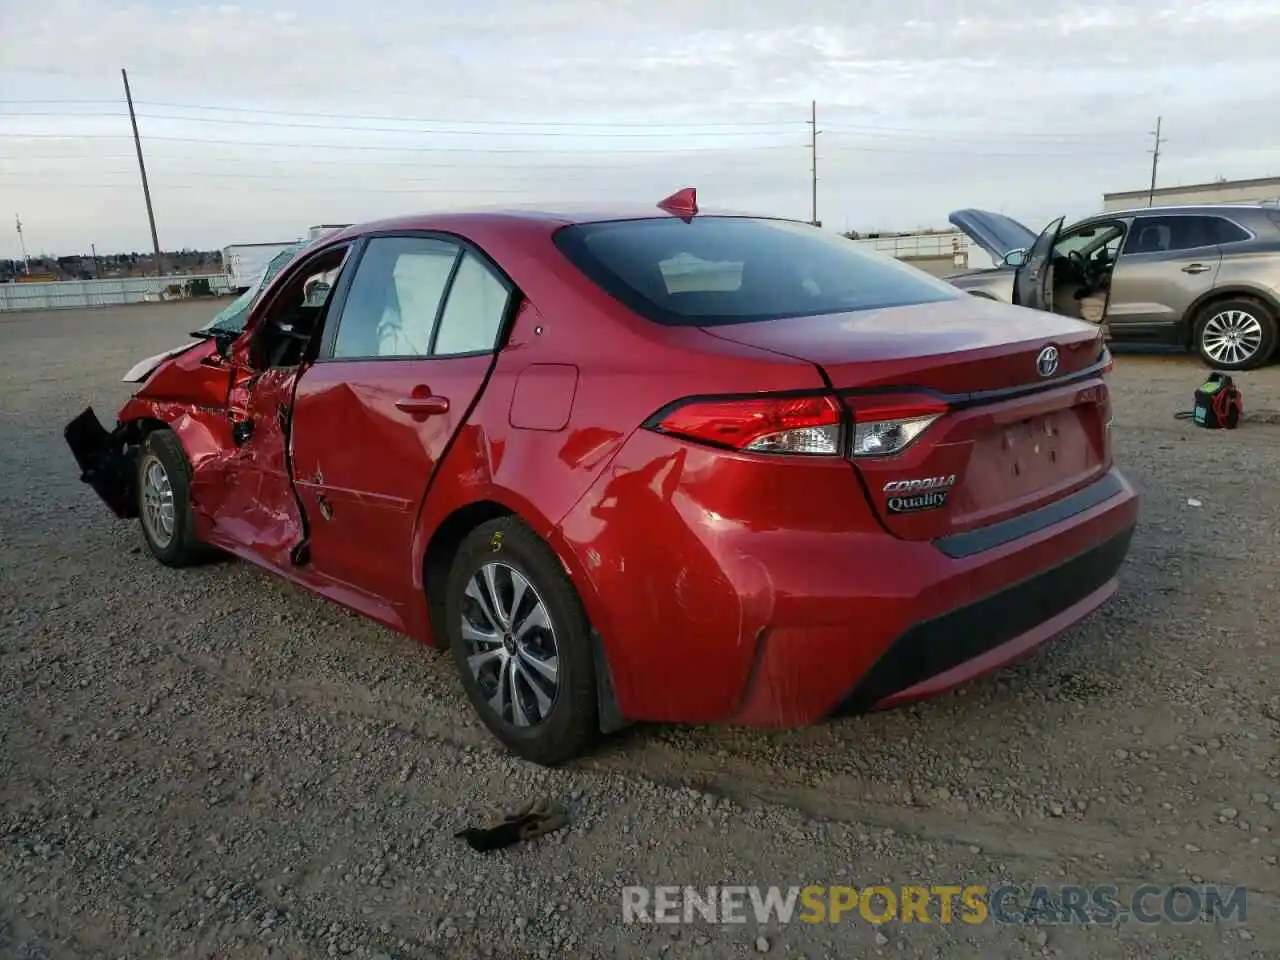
[2,0,1279,257]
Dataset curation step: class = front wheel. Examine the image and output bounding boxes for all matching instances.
[136,429,216,566]
[445,517,599,766]
[1193,299,1277,371]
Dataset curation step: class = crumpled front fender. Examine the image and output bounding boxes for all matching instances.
[122,340,203,383]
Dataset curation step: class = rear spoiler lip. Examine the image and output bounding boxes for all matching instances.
[834,350,1111,410]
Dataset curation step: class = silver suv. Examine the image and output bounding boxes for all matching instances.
[946,204,1280,370]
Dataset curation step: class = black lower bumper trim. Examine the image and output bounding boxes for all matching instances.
[934,469,1127,559]
[64,406,136,518]
[833,524,1135,715]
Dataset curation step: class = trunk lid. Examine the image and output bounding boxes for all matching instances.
[949,208,1038,262]
[700,298,1112,540]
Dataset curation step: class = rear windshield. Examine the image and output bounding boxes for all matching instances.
[553,216,961,327]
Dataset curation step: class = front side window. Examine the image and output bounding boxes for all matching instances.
[251,244,350,369]
[1055,222,1125,258]
[553,216,961,327]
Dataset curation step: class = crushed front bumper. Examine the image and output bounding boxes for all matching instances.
[64,406,136,518]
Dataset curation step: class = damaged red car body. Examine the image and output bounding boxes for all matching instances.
[66,191,1140,765]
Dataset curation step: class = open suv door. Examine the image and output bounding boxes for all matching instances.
[1013,216,1064,312]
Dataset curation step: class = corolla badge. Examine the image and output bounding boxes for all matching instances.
[1036,345,1060,378]
[883,475,957,493]
[883,474,957,514]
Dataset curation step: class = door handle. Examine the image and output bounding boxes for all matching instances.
[394,394,449,415]
[1182,263,1211,274]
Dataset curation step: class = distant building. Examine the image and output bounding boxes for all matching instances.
[1103,175,1280,212]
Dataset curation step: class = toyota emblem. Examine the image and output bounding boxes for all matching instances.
[1036,345,1060,378]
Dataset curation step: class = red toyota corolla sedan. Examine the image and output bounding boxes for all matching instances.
[65,190,1139,765]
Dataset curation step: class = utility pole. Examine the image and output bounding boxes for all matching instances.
[91,242,101,279]
[1146,116,1165,207]
[122,68,164,276]
[808,100,821,227]
[15,214,29,273]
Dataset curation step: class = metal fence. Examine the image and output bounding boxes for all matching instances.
[0,274,234,313]
[850,232,971,259]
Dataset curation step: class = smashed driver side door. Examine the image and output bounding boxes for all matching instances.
[187,242,353,572]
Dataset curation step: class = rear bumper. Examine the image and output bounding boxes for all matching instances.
[729,467,1139,727]
[64,406,136,518]
[835,524,1132,714]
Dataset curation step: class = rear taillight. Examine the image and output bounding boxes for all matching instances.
[646,394,843,455]
[845,394,949,457]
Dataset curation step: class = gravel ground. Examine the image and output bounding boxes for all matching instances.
[1,302,1278,960]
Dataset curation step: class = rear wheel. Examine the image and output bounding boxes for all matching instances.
[445,517,598,766]
[136,429,215,566]
[1193,298,1277,370]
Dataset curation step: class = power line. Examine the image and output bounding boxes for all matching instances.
[0,168,798,188]
[0,166,799,187]
[820,124,1141,144]
[0,153,785,171]
[0,132,804,155]
[6,100,804,129]
[0,111,807,139]
[1,104,1145,143]
[0,181,579,194]
[0,178,803,196]
[0,70,839,109]
[0,132,1134,159]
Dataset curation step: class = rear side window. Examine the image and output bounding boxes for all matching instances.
[553,217,961,327]
[1123,215,1249,254]
[1211,217,1251,244]
[432,251,511,355]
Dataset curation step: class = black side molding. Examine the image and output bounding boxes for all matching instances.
[933,469,1126,560]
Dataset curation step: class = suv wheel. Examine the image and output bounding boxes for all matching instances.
[445,517,599,766]
[1193,298,1277,371]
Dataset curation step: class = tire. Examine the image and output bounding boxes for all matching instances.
[444,516,598,766]
[136,429,215,567]
[1192,298,1278,371]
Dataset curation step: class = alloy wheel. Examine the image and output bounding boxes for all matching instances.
[460,562,560,727]
[140,454,176,548]
[1201,309,1264,366]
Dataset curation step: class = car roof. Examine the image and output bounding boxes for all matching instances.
[324,202,790,244]
[1093,202,1278,219]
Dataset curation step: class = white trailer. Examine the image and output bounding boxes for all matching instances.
[307,224,350,242]
[222,241,298,292]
